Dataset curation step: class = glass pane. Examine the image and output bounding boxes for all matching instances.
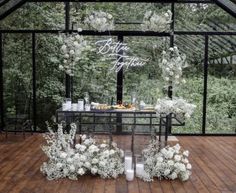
[36,34,65,131]
[3,34,33,132]
[206,36,236,134]
[1,2,65,30]
[173,35,204,134]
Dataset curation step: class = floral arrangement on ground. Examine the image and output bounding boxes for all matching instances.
[41,123,192,182]
[137,140,192,182]
[40,123,124,180]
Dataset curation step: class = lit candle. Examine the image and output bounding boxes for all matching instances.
[125,156,132,172]
[136,163,144,176]
[126,169,134,181]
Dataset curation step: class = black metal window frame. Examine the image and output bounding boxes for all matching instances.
[0,0,236,136]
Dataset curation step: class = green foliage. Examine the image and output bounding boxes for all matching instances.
[1,2,235,133]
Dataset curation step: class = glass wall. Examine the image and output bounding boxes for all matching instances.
[206,36,236,134]
[3,33,33,132]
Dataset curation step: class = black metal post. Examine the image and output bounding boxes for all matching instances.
[0,33,4,132]
[117,35,124,103]
[32,33,37,132]
[170,2,175,47]
[202,35,209,135]
[116,35,124,133]
[167,2,175,136]
[65,2,71,99]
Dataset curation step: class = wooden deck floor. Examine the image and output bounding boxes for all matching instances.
[0,133,236,193]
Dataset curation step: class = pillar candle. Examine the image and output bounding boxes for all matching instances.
[136,163,144,176]
[126,169,134,181]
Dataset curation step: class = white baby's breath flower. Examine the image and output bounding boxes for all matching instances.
[186,163,192,170]
[100,144,107,148]
[77,168,85,175]
[169,172,177,180]
[56,163,63,168]
[69,165,75,172]
[67,158,73,163]
[183,150,189,157]
[92,158,98,164]
[91,167,98,174]
[174,155,181,162]
[60,152,67,159]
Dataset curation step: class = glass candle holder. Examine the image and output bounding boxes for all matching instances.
[78,99,84,111]
[135,155,144,176]
[124,150,133,172]
[71,103,78,111]
[85,104,91,111]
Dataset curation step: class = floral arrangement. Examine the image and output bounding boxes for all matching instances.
[141,10,172,32]
[58,28,89,76]
[155,97,196,120]
[159,46,188,86]
[138,140,192,182]
[40,123,124,180]
[84,11,114,32]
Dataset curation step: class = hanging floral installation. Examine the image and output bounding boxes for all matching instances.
[84,11,114,32]
[155,97,196,120]
[40,123,124,180]
[141,10,172,32]
[159,46,188,87]
[137,140,192,182]
[58,28,90,76]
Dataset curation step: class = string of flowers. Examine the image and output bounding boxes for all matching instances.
[40,123,124,180]
[141,10,172,32]
[137,140,192,182]
[58,28,90,76]
[155,97,196,120]
[159,46,188,87]
[84,11,114,32]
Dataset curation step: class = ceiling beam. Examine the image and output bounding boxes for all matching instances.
[213,0,236,18]
[0,0,27,20]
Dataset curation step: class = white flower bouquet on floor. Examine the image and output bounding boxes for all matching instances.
[155,97,196,120]
[84,11,114,32]
[40,123,124,180]
[141,10,172,32]
[138,140,192,182]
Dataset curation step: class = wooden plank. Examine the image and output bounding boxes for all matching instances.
[149,179,163,193]
[138,178,151,193]
[116,175,128,193]
[128,176,140,193]
[160,180,175,193]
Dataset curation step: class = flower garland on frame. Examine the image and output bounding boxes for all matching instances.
[58,28,90,76]
[141,10,172,32]
[159,46,188,87]
[84,11,114,32]
[155,97,196,120]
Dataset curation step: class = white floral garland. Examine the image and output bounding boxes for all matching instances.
[84,11,114,32]
[58,28,89,76]
[159,46,188,86]
[138,140,192,182]
[40,123,124,180]
[155,97,196,120]
[141,10,172,32]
